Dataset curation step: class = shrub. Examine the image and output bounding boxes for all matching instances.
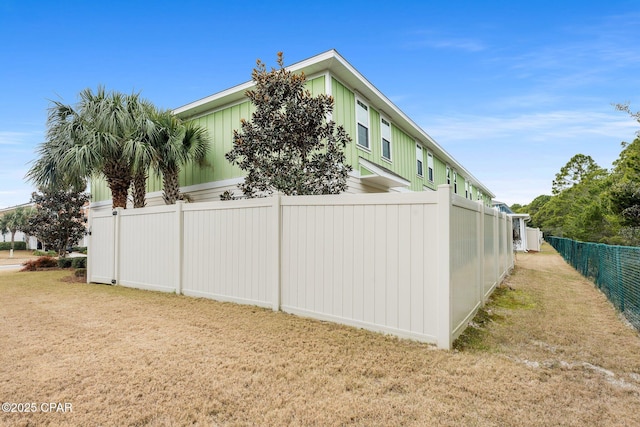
[58,258,74,268]
[32,250,57,257]
[0,242,27,250]
[21,256,59,271]
[74,268,87,278]
[72,246,87,254]
[71,257,87,269]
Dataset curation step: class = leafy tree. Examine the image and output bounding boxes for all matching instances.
[552,154,604,195]
[535,155,609,240]
[225,52,352,198]
[24,188,89,257]
[516,194,551,229]
[27,87,156,209]
[150,110,211,204]
[0,207,30,255]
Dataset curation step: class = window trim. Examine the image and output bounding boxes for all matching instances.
[380,116,392,162]
[416,144,424,177]
[355,97,370,151]
[446,166,451,185]
[453,171,458,194]
[427,152,434,182]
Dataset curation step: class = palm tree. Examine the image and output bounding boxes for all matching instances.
[0,207,30,257]
[27,87,156,209]
[124,98,157,208]
[150,110,211,204]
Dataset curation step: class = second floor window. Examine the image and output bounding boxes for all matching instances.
[416,144,423,177]
[381,117,391,161]
[356,99,369,149]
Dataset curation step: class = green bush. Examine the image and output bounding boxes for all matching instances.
[0,242,27,250]
[32,250,57,257]
[71,257,87,269]
[72,246,87,254]
[58,258,74,268]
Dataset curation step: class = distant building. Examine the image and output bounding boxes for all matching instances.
[492,201,537,252]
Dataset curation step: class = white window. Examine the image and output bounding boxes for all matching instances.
[356,98,369,149]
[427,152,434,182]
[465,182,469,199]
[381,117,391,161]
[453,171,458,193]
[446,166,451,184]
[416,144,423,177]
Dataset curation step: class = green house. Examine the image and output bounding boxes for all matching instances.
[91,49,494,208]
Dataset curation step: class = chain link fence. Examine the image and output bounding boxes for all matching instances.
[547,236,640,331]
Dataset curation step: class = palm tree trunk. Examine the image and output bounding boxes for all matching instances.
[105,162,132,209]
[132,171,147,208]
[9,231,15,258]
[162,169,181,205]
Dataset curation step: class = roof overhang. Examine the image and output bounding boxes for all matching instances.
[508,213,531,222]
[359,158,410,189]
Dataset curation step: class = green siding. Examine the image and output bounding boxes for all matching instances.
[90,73,490,203]
[430,155,447,190]
[332,77,458,193]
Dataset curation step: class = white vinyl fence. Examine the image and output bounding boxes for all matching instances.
[88,185,513,349]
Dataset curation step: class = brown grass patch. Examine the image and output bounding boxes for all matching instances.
[1,243,640,426]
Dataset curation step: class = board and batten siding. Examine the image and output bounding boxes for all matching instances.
[91,71,492,208]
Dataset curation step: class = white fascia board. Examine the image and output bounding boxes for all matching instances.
[508,213,531,222]
[0,202,35,214]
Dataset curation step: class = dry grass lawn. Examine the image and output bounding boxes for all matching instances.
[1,243,639,426]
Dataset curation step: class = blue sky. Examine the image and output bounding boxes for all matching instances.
[1,0,639,208]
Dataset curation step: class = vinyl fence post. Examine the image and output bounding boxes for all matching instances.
[86,207,93,284]
[495,211,500,285]
[272,194,281,311]
[113,207,122,285]
[436,185,452,349]
[175,201,184,295]
[477,200,485,306]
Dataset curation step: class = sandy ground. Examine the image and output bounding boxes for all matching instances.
[1,244,639,426]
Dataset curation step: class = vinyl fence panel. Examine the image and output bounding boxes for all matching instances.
[88,211,115,285]
[88,185,514,349]
[280,192,442,343]
[118,205,178,292]
[450,198,483,339]
[181,198,278,309]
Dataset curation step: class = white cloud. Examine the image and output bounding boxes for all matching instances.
[406,30,486,52]
[421,110,638,144]
[0,131,31,145]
